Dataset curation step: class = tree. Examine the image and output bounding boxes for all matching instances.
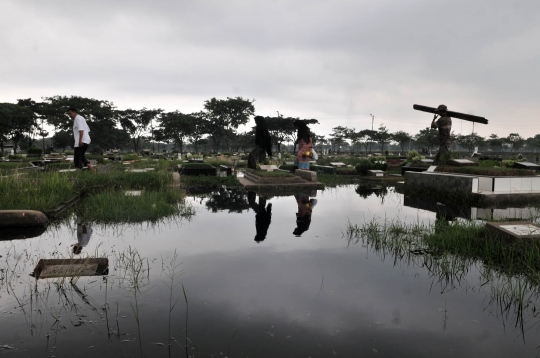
[391,131,412,154]
[42,95,116,131]
[456,133,485,153]
[414,127,439,152]
[372,124,391,153]
[486,134,504,152]
[506,133,525,153]
[329,126,353,153]
[158,111,196,154]
[17,98,48,152]
[203,97,255,152]
[118,108,163,152]
[265,114,296,152]
[0,103,35,154]
[52,130,73,151]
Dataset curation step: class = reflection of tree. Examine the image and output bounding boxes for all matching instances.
[355,182,388,201]
[204,187,250,213]
[345,218,540,344]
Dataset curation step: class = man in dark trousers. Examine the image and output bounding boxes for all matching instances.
[68,107,95,171]
[431,104,452,165]
[248,116,272,169]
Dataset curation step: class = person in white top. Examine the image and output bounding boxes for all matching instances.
[67,107,95,171]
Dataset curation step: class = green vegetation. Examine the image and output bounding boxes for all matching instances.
[180,162,215,169]
[345,218,540,281]
[0,172,74,211]
[77,190,192,223]
[355,157,388,175]
[179,175,239,189]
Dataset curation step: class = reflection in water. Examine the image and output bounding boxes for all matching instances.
[248,191,272,242]
[73,222,93,254]
[355,182,388,200]
[0,225,47,241]
[294,193,317,237]
[205,186,250,213]
[345,217,540,343]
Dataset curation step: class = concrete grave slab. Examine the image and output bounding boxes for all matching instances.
[330,162,346,167]
[125,190,143,196]
[259,165,279,171]
[294,169,317,182]
[486,221,540,242]
[514,161,540,170]
[448,159,479,167]
[427,166,437,172]
[367,170,384,177]
[421,159,434,164]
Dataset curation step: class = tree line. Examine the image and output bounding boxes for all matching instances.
[1,95,538,155]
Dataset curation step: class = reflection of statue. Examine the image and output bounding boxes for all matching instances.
[430,104,452,165]
[73,223,93,255]
[248,116,272,169]
[293,193,317,236]
[248,191,272,242]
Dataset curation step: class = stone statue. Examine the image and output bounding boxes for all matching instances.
[430,104,452,165]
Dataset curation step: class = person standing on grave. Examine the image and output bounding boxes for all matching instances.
[293,120,313,171]
[248,116,272,169]
[430,104,452,165]
[68,107,96,172]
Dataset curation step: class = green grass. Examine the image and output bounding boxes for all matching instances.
[0,172,75,211]
[180,163,216,169]
[179,175,240,189]
[346,218,540,281]
[77,189,192,223]
[250,170,293,177]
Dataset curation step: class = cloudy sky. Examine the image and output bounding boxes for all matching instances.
[1,0,539,138]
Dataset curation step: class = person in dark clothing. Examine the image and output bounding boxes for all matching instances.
[248,116,272,169]
[248,191,272,242]
[430,104,452,165]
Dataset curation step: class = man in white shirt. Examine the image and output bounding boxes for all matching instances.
[67,107,95,171]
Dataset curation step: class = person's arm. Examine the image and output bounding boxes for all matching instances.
[431,114,439,129]
[79,130,84,147]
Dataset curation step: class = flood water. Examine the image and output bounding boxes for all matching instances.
[1,185,540,357]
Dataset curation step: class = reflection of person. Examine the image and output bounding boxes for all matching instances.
[293,120,313,171]
[68,107,95,171]
[73,223,93,254]
[248,191,272,242]
[430,104,452,165]
[248,116,272,169]
[293,193,317,236]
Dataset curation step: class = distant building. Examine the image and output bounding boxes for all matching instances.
[1,142,19,155]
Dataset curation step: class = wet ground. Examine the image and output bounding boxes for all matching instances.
[1,186,540,357]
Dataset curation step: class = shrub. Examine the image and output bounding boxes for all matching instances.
[355,159,387,175]
[27,146,43,157]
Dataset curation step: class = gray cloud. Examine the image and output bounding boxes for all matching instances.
[1,0,539,137]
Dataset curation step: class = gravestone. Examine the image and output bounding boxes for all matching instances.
[367,170,384,177]
[330,162,346,167]
[514,161,540,170]
[448,158,479,167]
[427,166,437,172]
[486,221,540,242]
[259,165,278,171]
[421,159,434,164]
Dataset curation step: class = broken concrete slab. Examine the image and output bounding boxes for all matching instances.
[32,258,109,279]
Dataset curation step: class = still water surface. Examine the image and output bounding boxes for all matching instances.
[1,186,539,357]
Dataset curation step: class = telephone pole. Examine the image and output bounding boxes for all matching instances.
[369,114,374,153]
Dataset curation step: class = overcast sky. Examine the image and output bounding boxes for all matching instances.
[1,0,539,138]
